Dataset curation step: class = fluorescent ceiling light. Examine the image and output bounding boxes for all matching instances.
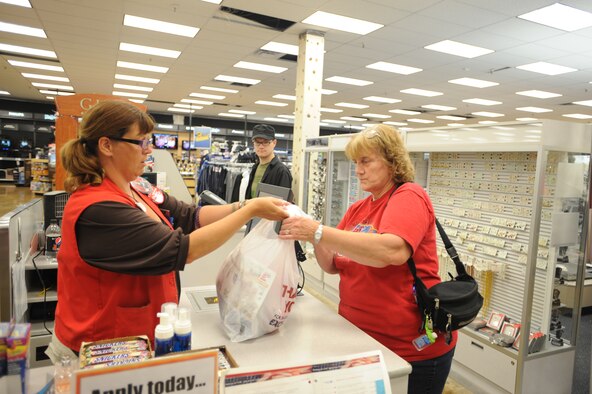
[563,113,592,119]
[363,96,401,104]
[201,0,222,4]
[112,91,148,98]
[320,107,343,113]
[219,113,244,118]
[407,119,434,124]
[200,86,238,93]
[214,75,260,85]
[123,15,199,37]
[174,103,203,110]
[383,121,407,126]
[321,89,337,95]
[516,61,577,75]
[234,61,287,74]
[516,90,561,99]
[0,90,10,95]
[261,42,299,56]
[424,40,493,58]
[447,123,464,127]
[39,90,73,96]
[302,11,383,35]
[128,99,144,104]
[448,77,498,88]
[190,92,225,100]
[115,74,160,84]
[231,130,245,134]
[117,61,168,73]
[32,82,73,90]
[22,73,69,82]
[341,116,367,122]
[168,107,194,113]
[326,76,373,86]
[516,117,538,121]
[400,88,442,97]
[113,83,153,92]
[0,43,56,58]
[573,100,592,107]
[422,104,457,111]
[181,98,213,105]
[8,60,63,72]
[277,115,294,119]
[518,3,592,32]
[322,119,347,124]
[273,94,296,101]
[390,109,420,115]
[362,113,391,119]
[472,111,504,117]
[366,61,422,75]
[463,98,502,106]
[516,106,552,113]
[45,96,54,100]
[479,121,498,125]
[335,102,369,109]
[228,109,256,115]
[0,21,46,37]
[0,0,31,7]
[119,42,180,58]
[264,117,290,123]
[255,100,288,107]
[275,133,286,137]
[437,115,466,120]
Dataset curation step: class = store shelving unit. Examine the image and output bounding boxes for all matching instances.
[30,158,51,194]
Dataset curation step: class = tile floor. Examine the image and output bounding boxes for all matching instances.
[0,184,39,216]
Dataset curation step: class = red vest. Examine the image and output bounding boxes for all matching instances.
[54,177,178,351]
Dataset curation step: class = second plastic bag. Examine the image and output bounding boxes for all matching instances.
[216,206,304,342]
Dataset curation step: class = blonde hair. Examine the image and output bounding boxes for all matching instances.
[345,124,415,183]
[61,100,154,192]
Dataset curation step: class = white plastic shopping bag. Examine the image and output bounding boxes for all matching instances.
[216,205,305,342]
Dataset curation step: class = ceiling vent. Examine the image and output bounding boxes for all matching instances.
[230,82,254,87]
[219,6,296,32]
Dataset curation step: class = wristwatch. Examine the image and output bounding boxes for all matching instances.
[313,224,323,245]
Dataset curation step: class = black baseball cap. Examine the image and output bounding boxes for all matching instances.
[252,124,276,140]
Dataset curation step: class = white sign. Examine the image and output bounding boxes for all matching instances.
[74,350,218,394]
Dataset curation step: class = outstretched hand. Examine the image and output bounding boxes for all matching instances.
[248,197,290,221]
[279,216,318,243]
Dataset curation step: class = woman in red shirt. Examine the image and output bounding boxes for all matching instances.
[280,125,455,394]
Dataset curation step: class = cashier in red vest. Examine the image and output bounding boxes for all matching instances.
[46,100,289,363]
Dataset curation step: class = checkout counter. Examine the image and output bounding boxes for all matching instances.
[27,285,411,393]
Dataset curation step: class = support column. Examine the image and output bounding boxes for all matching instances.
[292,31,325,205]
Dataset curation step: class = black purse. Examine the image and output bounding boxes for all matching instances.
[408,219,483,344]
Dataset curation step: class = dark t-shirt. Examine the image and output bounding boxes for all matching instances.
[75,193,197,275]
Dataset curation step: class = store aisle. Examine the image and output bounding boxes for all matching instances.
[0,184,38,216]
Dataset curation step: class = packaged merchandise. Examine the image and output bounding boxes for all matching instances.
[154,312,174,357]
[173,307,192,352]
[79,336,151,370]
[6,323,31,394]
[0,322,11,377]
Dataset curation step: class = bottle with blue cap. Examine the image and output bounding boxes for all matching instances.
[154,312,174,357]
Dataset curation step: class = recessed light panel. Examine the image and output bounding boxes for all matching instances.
[8,60,63,72]
[362,113,391,119]
[400,88,442,97]
[479,121,498,125]
[422,104,457,111]
[117,61,168,73]
[168,107,194,113]
[302,11,383,35]
[113,83,153,92]
[384,121,408,126]
[115,74,160,84]
[255,100,288,107]
[0,43,56,58]
[341,116,367,122]
[437,115,466,121]
[516,106,552,113]
[573,100,592,107]
[32,82,73,90]
[320,108,343,113]
[363,96,401,104]
[119,42,181,58]
[407,119,434,124]
[0,90,10,95]
[234,61,287,74]
[326,76,373,86]
[366,61,422,75]
[448,77,498,88]
[181,99,213,105]
[0,0,31,7]
[200,86,238,93]
[261,42,299,56]
[322,119,347,124]
[518,3,592,32]
[219,113,244,118]
[123,15,199,37]
[516,90,561,99]
[321,89,337,95]
[472,111,504,117]
[174,103,203,109]
[228,109,255,115]
[335,102,369,109]
[214,75,260,85]
[190,92,225,100]
[22,73,69,82]
[273,94,296,101]
[112,91,147,98]
[563,113,592,119]
[0,21,46,37]
[425,40,494,58]
[516,61,577,75]
[390,109,420,115]
[463,98,502,106]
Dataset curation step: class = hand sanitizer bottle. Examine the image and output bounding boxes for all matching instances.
[154,312,174,357]
[174,307,192,352]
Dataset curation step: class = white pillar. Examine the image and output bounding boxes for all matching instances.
[292,31,325,206]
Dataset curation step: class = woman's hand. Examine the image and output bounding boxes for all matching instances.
[246,197,290,221]
[279,216,319,243]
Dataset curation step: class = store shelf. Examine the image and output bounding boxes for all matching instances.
[25,255,58,270]
[30,321,54,337]
[27,289,57,303]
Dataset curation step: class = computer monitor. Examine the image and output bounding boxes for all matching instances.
[245,183,294,235]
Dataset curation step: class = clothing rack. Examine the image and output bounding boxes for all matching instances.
[197,160,253,203]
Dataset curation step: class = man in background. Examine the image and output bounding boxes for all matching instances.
[245,124,292,199]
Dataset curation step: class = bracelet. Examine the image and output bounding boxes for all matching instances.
[231,202,238,213]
